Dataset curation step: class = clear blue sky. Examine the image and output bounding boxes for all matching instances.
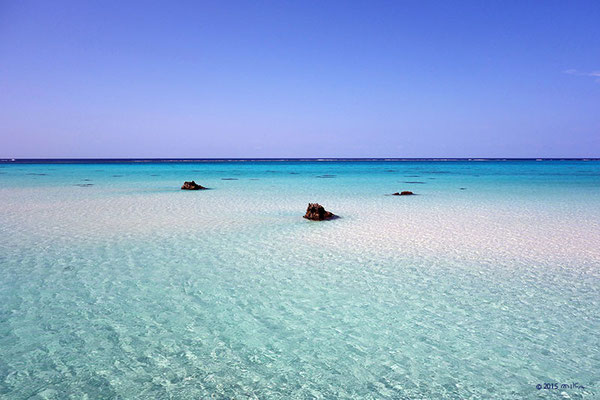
[1,0,599,158]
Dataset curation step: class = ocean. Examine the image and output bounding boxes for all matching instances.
[1,160,599,399]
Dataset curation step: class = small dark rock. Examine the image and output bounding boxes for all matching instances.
[316,174,336,178]
[392,191,414,196]
[181,181,206,190]
[303,203,335,221]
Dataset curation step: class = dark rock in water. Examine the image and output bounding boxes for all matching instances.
[181,181,206,190]
[303,203,335,221]
[392,191,414,196]
[221,178,238,180]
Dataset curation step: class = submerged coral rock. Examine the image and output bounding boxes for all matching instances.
[303,203,335,221]
[181,181,206,190]
[392,191,414,196]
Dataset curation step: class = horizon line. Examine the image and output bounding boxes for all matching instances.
[2,157,599,164]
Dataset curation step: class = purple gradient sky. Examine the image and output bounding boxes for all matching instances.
[1,0,599,158]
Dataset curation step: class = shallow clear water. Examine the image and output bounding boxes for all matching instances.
[1,161,599,399]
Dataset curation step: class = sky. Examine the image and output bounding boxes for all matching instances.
[0,0,599,158]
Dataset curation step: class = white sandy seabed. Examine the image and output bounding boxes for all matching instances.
[0,162,599,399]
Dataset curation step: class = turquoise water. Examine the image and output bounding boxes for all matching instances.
[1,161,599,399]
